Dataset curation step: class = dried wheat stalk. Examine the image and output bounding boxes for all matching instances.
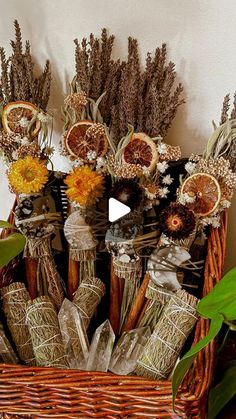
[0,20,51,109]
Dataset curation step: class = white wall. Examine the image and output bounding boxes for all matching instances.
[0,0,235,270]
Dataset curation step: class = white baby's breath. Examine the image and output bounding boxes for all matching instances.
[37,112,50,123]
[19,117,29,128]
[157,143,167,154]
[158,187,169,198]
[179,192,196,205]
[72,158,84,168]
[87,150,97,161]
[162,174,173,185]
[96,157,106,170]
[185,161,196,174]
[157,161,169,173]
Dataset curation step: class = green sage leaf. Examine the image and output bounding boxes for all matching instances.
[0,233,26,268]
[0,220,13,229]
[198,267,236,321]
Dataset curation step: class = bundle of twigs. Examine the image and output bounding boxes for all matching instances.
[0,20,51,109]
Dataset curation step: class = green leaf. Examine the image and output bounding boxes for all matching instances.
[208,362,236,419]
[0,233,26,268]
[0,220,13,229]
[172,315,223,409]
[198,267,236,321]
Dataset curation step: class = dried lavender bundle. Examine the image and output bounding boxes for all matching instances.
[220,93,230,125]
[1,282,35,365]
[74,28,116,101]
[111,42,184,141]
[135,289,198,380]
[26,296,68,368]
[72,277,105,330]
[0,20,51,108]
[0,322,19,364]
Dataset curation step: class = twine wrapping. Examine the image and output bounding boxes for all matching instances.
[0,323,19,364]
[1,282,35,365]
[113,257,142,281]
[73,277,105,330]
[26,296,68,368]
[24,234,64,309]
[135,289,198,380]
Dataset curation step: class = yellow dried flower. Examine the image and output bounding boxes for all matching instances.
[65,165,104,206]
[8,156,48,194]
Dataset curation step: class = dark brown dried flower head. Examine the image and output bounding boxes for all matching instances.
[159,203,196,240]
[111,179,143,210]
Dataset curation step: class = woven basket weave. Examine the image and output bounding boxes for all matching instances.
[0,205,228,419]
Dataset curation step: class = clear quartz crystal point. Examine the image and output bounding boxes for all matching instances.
[109,326,151,375]
[86,319,115,372]
[58,298,89,369]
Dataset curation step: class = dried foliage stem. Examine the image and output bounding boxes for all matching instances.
[0,20,51,109]
[74,30,184,143]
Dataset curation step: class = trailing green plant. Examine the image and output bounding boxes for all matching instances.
[208,360,236,419]
[0,220,25,268]
[172,267,236,415]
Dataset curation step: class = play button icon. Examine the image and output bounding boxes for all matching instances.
[108,198,131,222]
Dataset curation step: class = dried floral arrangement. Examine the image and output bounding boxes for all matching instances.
[0,20,52,166]
[0,25,236,394]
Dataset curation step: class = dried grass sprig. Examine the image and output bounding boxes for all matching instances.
[74,32,183,143]
[0,20,51,109]
[220,93,230,125]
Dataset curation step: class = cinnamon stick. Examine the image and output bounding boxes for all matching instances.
[109,259,121,335]
[68,258,80,300]
[122,273,150,333]
[24,258,38,299]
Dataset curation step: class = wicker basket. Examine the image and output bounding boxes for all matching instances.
[0,204,228,418]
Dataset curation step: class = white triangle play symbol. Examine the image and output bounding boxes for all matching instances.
[108,198,131,222]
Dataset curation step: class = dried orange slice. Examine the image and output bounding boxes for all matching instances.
[180,173,221,216]
[122,133,158,172]
[2,101,41,137]
[65,121,108,161]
